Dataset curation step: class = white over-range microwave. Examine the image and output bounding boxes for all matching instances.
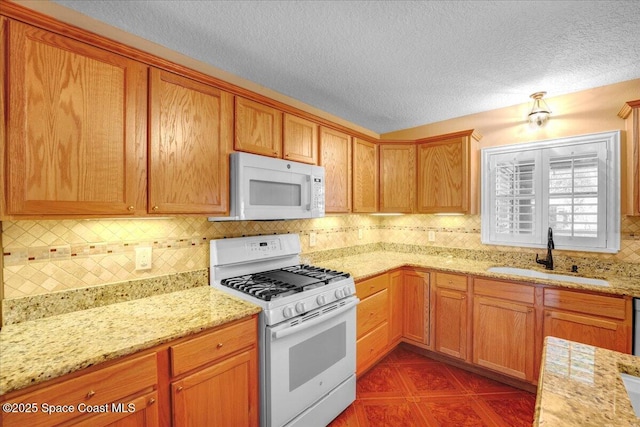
[209,152,325,221]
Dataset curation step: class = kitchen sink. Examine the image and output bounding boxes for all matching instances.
[620,372,640,417]
[487,266,609,286]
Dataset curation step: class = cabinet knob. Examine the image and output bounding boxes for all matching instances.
[127,205,134,211]
[217,342,224,349]
[448,280,453,285]
[86,390,96,399]
[148,398,156,405]
[176,386,184,392]
[152,205,159,211]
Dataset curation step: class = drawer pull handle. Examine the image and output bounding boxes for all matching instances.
[177,386,184,392]
[217,343,224,349]
[86,390,96,399]
[448,280,453,285]
[148,398,156,405]
[127,205,134,211]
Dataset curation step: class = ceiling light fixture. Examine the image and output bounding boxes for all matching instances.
[528,91,551,126]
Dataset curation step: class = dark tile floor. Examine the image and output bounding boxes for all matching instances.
[329,346,536,426]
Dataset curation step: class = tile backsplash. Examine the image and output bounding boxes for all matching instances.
[3,214,640,299]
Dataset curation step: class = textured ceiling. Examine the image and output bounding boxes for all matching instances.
[52,0,640,134]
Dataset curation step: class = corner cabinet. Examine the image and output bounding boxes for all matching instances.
[402,269,430,345]
[234,97,283,158]
[379,144,416,213]
[353,138,379,213]
[5,20,147,217]
[149,68,233,215]
[416,130,481,214]
[619,100,640,216]
[319,127,352,213]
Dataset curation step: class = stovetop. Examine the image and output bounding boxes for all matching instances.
[220,264,351,301]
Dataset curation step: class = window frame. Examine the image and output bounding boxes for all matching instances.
[481,131,620,253]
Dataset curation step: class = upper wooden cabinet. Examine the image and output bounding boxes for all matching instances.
[149,68,233,214]
[353,138,379,213]
[234,97,283,158]
[619,100,640,216]
[283,114,318,164]
[416,130,480,214]
[5,20,147,217]
[379,143,416,213]
[319,127,352,213]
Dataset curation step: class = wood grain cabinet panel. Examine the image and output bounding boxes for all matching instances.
[172,348,259,427]
[388,270,404,345]
[402,269,430,345]
[357,288,388,338]
[356,322,389,376]
[283,114,318,164]
[379,144,416,213]
[619,99,640,216]
[5,20,147,216]
[319,127,352,213]
[353,138,379,213]
[433,273,468,360]
[473,296,535,381]
[235,97,282,158]
[149,68,233,214]
[72,391,159,427]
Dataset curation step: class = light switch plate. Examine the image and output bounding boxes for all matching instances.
[309,232,317,247]
[358,229,363,239]
[428,231,436,242]
[135,246,152,271]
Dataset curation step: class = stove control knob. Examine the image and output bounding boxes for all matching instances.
[335,289,345,299]
[295,302,306,314]
[317,295,327,306]
[342,287,352,296]
[283,306,295,318]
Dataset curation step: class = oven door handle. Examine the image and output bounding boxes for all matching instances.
[272,298,359,340]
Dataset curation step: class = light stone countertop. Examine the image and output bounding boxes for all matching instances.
[312,251,640,296]
[535,336,640,426]
[0,287,260,396]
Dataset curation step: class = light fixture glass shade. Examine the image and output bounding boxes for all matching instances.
[528,91,551,126]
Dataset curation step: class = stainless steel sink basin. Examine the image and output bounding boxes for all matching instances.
[621,372,640,417]
[487,266,609,286]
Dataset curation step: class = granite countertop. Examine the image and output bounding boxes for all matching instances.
[535,336,640,426]
[0,287,261,396]
[312,251,640,296]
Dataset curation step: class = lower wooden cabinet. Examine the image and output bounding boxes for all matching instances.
[388,270,404,345]
[73,391,159,427]
[543,288,631,353]
[355,273,390,375]
[172,348,258,427]
[402,269,430,346]
[433,272,468,360]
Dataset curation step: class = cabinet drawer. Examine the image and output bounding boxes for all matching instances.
[171,317,257,376]
[2,353,157,427]
[357,322,389,375]
[435,272,467,291]
[357,288,388,339]
[544,289,627,320]
[474,278,534,304]
[356,273,388,299]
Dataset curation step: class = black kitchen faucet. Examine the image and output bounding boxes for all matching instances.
[536,227,554,270]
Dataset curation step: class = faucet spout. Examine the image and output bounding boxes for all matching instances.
[536,228,554,270]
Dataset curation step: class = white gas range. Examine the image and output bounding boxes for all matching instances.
[210,234,358,427]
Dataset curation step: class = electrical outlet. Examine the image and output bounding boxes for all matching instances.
[135,246,152,271]
[358,229,363,240]
[309,232,317,247]
[428,231,436,242]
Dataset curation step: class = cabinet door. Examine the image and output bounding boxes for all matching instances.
[6,20,147,216]
[379,144,415,213]
[543,310,628,353]
[434,288,467,360]
[353,138,378,213]
[283,114,318,164]
[473,297,535,381]
[235,97,282,157]
[72,391,159,427]
[417,136,469,213]
[388,270,404,345]
[319,127,352,213]
[172,348,259,427]
[149,69,233,214]
[403,270,429,345]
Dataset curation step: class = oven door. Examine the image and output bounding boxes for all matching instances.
[265,296,358,427]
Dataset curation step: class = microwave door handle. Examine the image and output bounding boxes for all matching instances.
[271,298,359,341]
[306,175,311,211]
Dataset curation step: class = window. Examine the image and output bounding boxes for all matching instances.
[481,131,620,253]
